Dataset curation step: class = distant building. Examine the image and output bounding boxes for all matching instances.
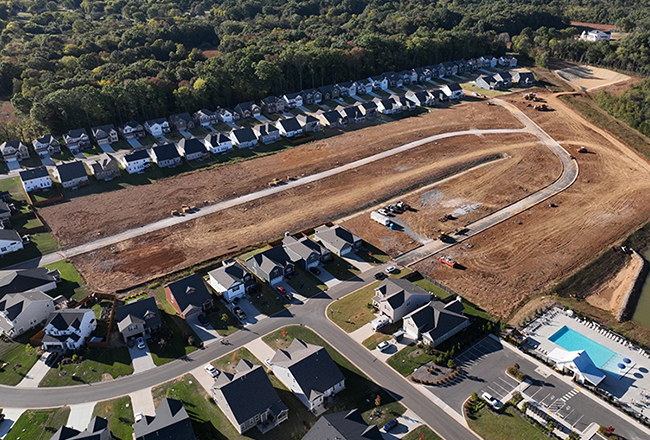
[580,30,611,42]
[54,161,89,189]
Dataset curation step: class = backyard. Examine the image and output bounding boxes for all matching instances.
[0,232,59,269]
[326,282,380,333]
[4,407,70,440]
[92,396,134,440]
[467,406,549,440]
[0,329,41,385]
[262,326,406,427]
[356,244,391,265]
[44,260,91,301]
[0,177,27,201]
[39,347,133,386]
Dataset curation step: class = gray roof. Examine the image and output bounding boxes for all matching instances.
[261,96,280,104]
[314,225,359,252]
[0,290,52,321]
[302,409,383,440]
[146,117,168,125]
[246,246,292,275]
[297,114,318,125]
[65,128,88,139]
[34,134,58,145]
[271,339,345,401]
[122,120,142,130]
[0,229,21,244]
[406,301,469,341]
[254,123,279,137]
[170,112,192,123]
[205,133,230,145]
[56,161,87,182]
[49,416,110,440]
[320,110,342,123]
[20,166,49,181]
[208,261,250,290]
[493,71,512,82]
[373,278,430,310]
[231,127,257,143]
[115,297,162,332]
[91,124,116,137]
[0,268,58,299]
[134,398,197,440]
[165,274,212,315]
[234,102,259,112]
[282,235,320,261]
[212,360,287,425]
[46,309,90,331]
[277,117,302,132]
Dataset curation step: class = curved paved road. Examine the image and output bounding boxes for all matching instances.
[1,102,581,440]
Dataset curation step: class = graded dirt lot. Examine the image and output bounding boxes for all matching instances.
[413,90,650,319]
[554,65,630,92]
[585,254,641,313]
[40,103,521,249]
[340,134,561,256]
[70,130,544,292]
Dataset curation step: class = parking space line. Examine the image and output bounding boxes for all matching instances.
[492,381,511,395]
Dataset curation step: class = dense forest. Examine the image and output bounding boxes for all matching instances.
[0,0,650,140]
[595,79,650,137]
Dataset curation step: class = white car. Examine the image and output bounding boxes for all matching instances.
[264,358,273,368]
[204,364,219,378]
[482,392,502,409]
[134,412,143,423]
[385,266,397,274]
[136,337,146,350]
[377,341,392,352]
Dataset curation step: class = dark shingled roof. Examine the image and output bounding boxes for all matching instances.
[123,149,149,163]
[0,229,21,244]
[56,161,87,183]
[213,360,287,425]
[49,416,111,440]
[152,143,180,161]
[19,166,49,181]
[373,278,430,310]
[165,274,212,316]
[0,268,58,300]
[406,302,469,342]
[302,409,383,440]
[231,127,257,143]
[277,117,302,132]
[178,138,206,155]
[208,261,250,290]
[46,309,89,331]
[115,297,162,332]
[134,398,197,440]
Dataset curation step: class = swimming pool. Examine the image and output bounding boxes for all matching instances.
[549,326,619,368]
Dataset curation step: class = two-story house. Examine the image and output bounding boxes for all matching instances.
[373,97,399,114]
[19,166,52,192]
[165,274,214,319]
[313,224,362,256]
[301,89,322,105]
[120,149,151,174]
[337,81,357,97]
[208,259,254,303]
[54,161,89,189]
[0,140,30,166]
[0,268,60,299]
[149,144,181,168]
[234,102,262,119]
[369,75,389,91]
[513,70,536,86]
[177,138,208,161]
[115,297,162,343]
[217,108,234,123]
[193,109,218,127]
[402,297,469,347]
[475,75,503,90]
[169,113,195,131]
[50,416,111,440]
[479,55,498,68]
[271,339,345,412]
[204,133,232,154]
[317,85,340,101]
[0,290,54,338]
[336,106,365,125]
[405,90,435,107]
[260,96,285,114]
[144,118,171,137]
[253,123,280,144]
[32,135,61,157]
[90,154,120,181]
[91,124,119,145]
[282,235,324,269]
[282,92,303,109]
[302,409,382,440]
[296,114,321,132]
[119,121,145,139]
[245,246,294,286]
[42,309,96,351]
[357,101,378,118]
[316,110,344,128]
[230,128,258,149]
[493,71,513,88]
[212,360,288,434]
[276,118,303,138]
[441,83,464,100]
[134,399,197,440]
[0,230,23,256]
[353,79,373,95]
[372,278,431,323]
[63,129,91,154]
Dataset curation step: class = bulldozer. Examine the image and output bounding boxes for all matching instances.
[523,93,537,101]
[534,103,549,111]
[578,146,588,153]
[171,210,180,217]
[268,178,284,187]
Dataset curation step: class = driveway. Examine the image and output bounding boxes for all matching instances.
[127,138,142,148]
[179,130,192,139]
[205,125,217,133]
[380,409,424,440]
[186,314,220,343]
[0,408,25,438]
[244,337,276,363]
[40,155,55,166]
[254,115,272,123]
[16,355,51,388]
[275,280,308,304]
[98,143,115,153]
[232,298,264,326]
[67,402,95,430]
[310,267,341,288]
[342,252,375,272]
[6,160,20,171]
[129,387,155,417]
[154,136,169,144]
[73,152,86,159]
[128,340,156,373]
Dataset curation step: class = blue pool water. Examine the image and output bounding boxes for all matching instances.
[549,326,623,371]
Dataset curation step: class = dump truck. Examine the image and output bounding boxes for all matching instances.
[171,210,180,217]
[523,93,537,100]
[396,201,410,211]
[371,211,393,227]
[181,205,192,213]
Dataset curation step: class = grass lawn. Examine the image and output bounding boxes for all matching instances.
[237,246,269,262]
[211,347,261,372]
[289,108,303,116]
[402,425,444,440]
[166,131,184,141]
[190,126,209,137]
[44,260,91,301]
[11,216,43,230]
[112,139,133,151]
[374,89,391,97]
[263,326,406,427]
[0,232,60,269]
[0,328,41,385]
[247,282,289,316]
[4,407,70,440]
[0,176,27,201]
[342,96,358,105]
[82,144,105,157]
[406,273,452,300]
[149,308,199,366]
[39,347,133,386]
[261,112,281,121]
[206,300,241,336]
[92,396,134,440]
[30,188,61,203]
[323,254,360,280]
[304,104,321,112]
[51,149,75,162]
[460,83,510,97]
[356,244,391,264]
[327,282,380,333]
[467,406,549,440]
[286,267,327,297]
[138,134,158,146]
[361,321,402,350]
[387,345,434,376]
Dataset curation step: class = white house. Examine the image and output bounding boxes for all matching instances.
[120,149,151,174]
[353,79,373,95]
[276,118,303,138]
[230,128,258,149]
[19,166,52,192]
[271,339,345,411]
[0,291,54,338]
[208,260,253,303]
[144,118,170,137]
[402,298,469,347]
[369,75,389,90]
[42,309,96,351]
[441,83,464,100]
[580,30,611,42]
[373,97,399,114]
[0,140,29,167]
[479,55,498,68]
[0,230,23,256]
[204,133,233,154]
[282,92,303,109]
[218,108,234,123]
[372,278,431,323]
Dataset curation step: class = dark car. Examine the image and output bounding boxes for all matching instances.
[44,352,58,366]
[198,314,209,325]
[383,419,398,432]
[234,307,246,320]
[374,272,387,280]
[309,267,321,275]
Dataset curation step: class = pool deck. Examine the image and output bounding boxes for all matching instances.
[524,307,650,419]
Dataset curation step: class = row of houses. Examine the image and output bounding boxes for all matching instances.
[475,70,536,90]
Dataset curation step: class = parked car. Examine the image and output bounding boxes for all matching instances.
[264,358,273,368]
[482,392,502,409]
[383,419,399,432]
[385,265,397,273]
[309,267,321,275]
[276,286,286,294]
[374,272,387,280]
[377,341,392,352]
[43,351,57,366]
[198,313,209,325]
[204,364,219,378]
[234,306,246,320]
[136,337,146,350]
[378,208,390,216]
[134,412,143,423]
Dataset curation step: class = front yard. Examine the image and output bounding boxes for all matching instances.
[355,244,391,265]
[467,405,549,440]
[387,344,438,376]
[263,326,406,427]
[0,176,27,200]
[4,407,70,440]
[0,329,41,385]
[361,320,402,350]
[39,347,133,387]
[327,282,380,333]
[149,309,199,366]
[286,267,327,297]
[92,396,134,440]
[322,254,360,280]
[247,282,289,316]
[402,425,444,440]
[205,299,242,336]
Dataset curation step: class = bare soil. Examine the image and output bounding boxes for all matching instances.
[40,103,521,248]
[414,90,650,319]
[586,254,641,313]
[554,65,630,92]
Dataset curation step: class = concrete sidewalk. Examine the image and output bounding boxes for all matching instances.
[0,408,26,438]
[67,402,96,430]
[16,355,51,388]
